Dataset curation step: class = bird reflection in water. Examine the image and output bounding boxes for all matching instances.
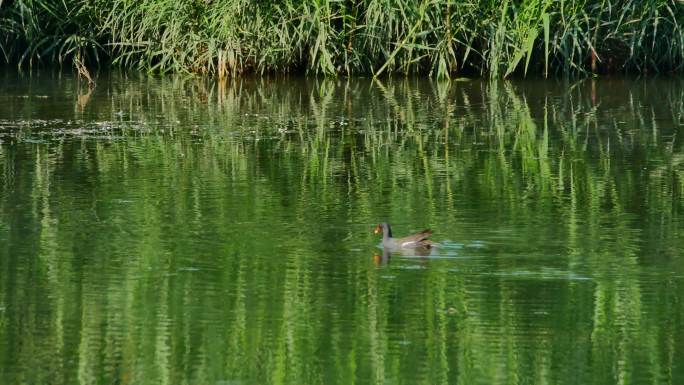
[373,245,433,266]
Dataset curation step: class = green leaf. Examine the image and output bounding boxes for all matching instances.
[542,13,550,77]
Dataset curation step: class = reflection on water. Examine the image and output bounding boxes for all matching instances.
[0,72,683,384]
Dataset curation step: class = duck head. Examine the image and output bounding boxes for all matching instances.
[373,223,392,237]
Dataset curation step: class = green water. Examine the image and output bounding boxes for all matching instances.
[1,72,683,385]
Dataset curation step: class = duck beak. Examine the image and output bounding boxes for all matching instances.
[373,225,381,234]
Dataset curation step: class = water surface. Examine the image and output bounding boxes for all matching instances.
[1,72,683,384]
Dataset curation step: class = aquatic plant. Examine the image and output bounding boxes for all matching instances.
[1,0,683,77]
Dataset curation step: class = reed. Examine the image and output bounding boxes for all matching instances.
[1,0,683,77]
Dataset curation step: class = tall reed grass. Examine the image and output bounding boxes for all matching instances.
[1,0,683,77]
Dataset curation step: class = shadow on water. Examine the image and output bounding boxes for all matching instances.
[0,72,683,384]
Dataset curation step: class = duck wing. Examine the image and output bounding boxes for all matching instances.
[395,229,433,247]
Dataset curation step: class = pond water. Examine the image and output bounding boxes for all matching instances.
[1,72,683,385]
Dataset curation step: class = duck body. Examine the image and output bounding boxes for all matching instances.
[374,223,437,250]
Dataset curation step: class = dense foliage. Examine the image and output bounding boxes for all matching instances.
[1,0,683,77]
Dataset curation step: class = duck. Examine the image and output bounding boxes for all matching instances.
[373,223,437,250]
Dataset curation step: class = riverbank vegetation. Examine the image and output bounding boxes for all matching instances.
[1,0,683,77]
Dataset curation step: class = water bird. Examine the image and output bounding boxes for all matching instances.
[374,223,438,250]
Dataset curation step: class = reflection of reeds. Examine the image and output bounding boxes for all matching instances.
[1,75,683,384]
[76,85,94,112]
